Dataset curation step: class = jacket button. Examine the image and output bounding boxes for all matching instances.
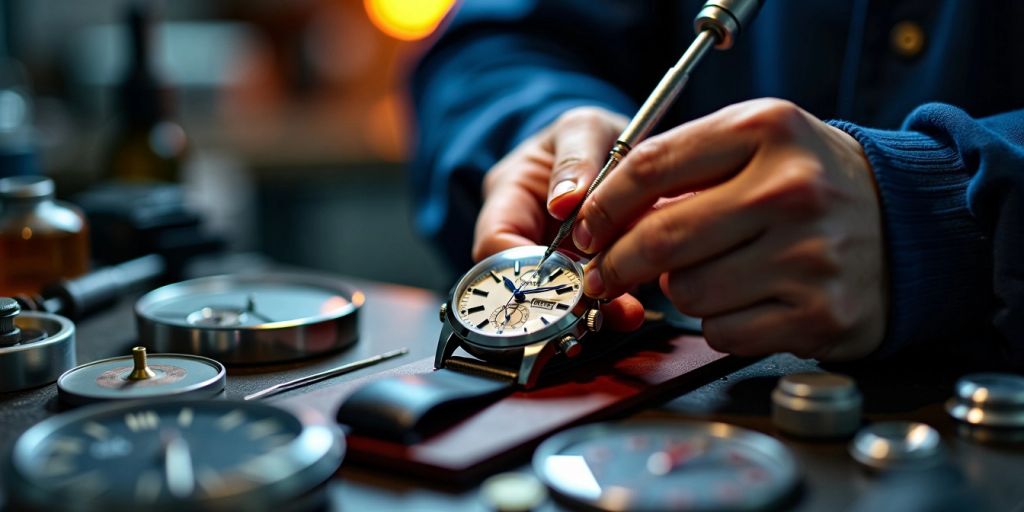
[890,21,925,58]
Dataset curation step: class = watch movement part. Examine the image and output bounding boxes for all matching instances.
[772,372,862,438]
[0,297,21,345]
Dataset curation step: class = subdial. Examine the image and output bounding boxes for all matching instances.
[489,304,529,331]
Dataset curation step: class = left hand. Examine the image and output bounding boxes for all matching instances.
[574,99,887,361]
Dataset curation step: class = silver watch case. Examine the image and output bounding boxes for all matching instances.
[435,246,598,388]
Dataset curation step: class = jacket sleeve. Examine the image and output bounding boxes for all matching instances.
[831,105,1024,369]
[411,1,668,270]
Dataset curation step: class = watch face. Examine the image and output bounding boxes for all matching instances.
[6,400,342,512]
[453,246,584,338]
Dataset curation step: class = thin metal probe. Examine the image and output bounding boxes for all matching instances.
[539,29,718,266]
[244,348,409,400]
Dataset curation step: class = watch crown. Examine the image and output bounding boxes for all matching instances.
[558,335,582,358]
[438,303,447,323]
[585,308,604,332]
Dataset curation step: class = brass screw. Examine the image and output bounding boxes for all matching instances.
[127,346,157,380]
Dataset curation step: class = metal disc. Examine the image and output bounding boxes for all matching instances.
[0,311,76,392]
[58,353,225,405]
[135,273,363,364]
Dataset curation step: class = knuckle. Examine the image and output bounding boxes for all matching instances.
[625,140,665,187]
[755,163,832,217]
[600,254,626,291]
[666,271,703,314]
[702,319,739,354]
[555,107,608,130]
[731,98,808,137]
[552,154,596,178]
[780,237,842,277]
[639,216,679,267]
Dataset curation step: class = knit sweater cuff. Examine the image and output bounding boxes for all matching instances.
[828,121,988,360]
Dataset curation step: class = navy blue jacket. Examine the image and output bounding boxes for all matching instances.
[411,0,1024,367]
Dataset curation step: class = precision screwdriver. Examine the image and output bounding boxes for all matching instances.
[540,0,764,266]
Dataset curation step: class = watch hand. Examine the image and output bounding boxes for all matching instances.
[162,428,195,498]
[519,285,570,295]
[503,276,517,293]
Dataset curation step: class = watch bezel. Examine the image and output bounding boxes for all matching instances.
[446,246,590,351]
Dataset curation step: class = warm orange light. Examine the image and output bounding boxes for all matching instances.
[364,0,455,41]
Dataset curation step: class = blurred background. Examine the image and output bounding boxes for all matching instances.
[0,0,457,295]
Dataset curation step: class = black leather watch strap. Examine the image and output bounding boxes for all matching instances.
[336,368,513,443]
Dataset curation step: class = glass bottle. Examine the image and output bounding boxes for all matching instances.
[105,2,187,182]
[0,176,90,295]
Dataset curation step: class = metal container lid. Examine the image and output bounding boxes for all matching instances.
[0,175,54,201]
[946,372,1024,440]
[772,372,862,438]
[849,422,943,472]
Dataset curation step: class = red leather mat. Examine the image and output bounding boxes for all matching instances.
[279,333,736,484]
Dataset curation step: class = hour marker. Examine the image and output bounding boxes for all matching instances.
[49,437,84,456]
[541,316,550,325]
[125,411,159,432]
[556,303,570,310]
[247,419,281,440]
[489,271,501,283]
[178,407,194,428]
[471,288,489,297]
[467,305,486,314]
[546,268,563,282]
[216,410,246,431]
[83,422,109,441]
[514,260,521,275]
[477,319,489,328]
[556,286,573,294]
[523,327,528,332]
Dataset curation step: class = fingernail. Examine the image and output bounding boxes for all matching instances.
[573,220,593,252]
[584,265,605,297]
[549,180,576,204]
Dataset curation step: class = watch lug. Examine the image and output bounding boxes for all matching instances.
[434,327,459,369]
[517,339,558,388]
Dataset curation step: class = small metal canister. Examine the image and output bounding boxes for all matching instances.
[946,372,1024,444]
[772,372,862,438]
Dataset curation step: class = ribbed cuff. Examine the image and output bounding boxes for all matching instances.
[828,120,989,360]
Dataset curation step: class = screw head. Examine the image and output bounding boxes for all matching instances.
[438,303,448,323]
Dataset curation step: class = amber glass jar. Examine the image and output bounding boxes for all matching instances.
[0,176,90,295]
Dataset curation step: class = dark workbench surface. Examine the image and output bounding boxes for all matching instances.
[1,269,1022,511]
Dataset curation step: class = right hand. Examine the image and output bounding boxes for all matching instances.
[474,107,644,331]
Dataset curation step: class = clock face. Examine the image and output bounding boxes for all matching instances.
[454,247,584,337]
[7,400,341,512]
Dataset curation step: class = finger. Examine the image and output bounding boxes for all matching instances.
[584,182,767,298]
[473,160,551,262]
[545,109,624,219]
[700,301,802,357]
[657,232,782,318]
[574,101,769,254]
[601,293,645,332]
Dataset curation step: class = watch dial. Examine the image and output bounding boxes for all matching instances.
[8,400,341,511]
[455,248,583,337]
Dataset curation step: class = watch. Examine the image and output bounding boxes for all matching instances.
[337,246,608,443]
[435,245,604,388]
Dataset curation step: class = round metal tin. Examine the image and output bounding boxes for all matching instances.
[946,372,1024,443]
[58,353,225,405]
[849,421,944,472]
[135,273,363,364]
[0,311,76,392]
